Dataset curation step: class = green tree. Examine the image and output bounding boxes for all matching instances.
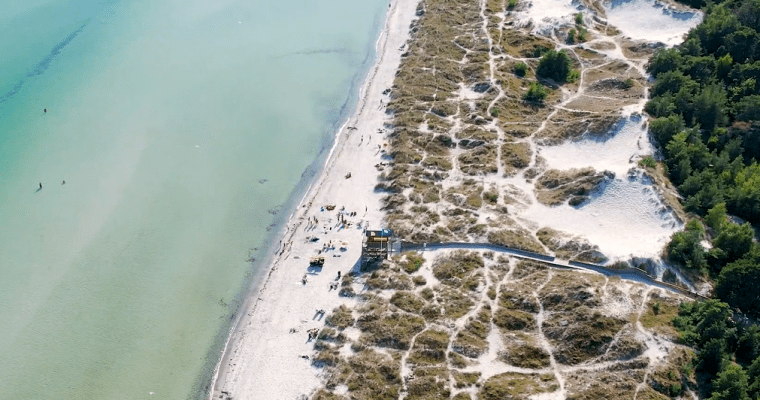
[698,301,734,340]
[536,49,573,83]
[690,5,740,54]
[648,47,683,76]
[748,355,760,399]
[650,114,685,147]
[514,62,527,77]
[666,219,707,269]
[727,162,760,224]
[737,326,760,365]
[715,249,760,315]
[713,222,755,264]
[692,84,728,131]
[735,95,760,121]
[708,363,750,400]
[523,82,548,103]
[699,338,728,375]
[705,202,728,231]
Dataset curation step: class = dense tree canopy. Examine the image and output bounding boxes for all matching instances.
[653,0,760,316]
[663,2,760,395]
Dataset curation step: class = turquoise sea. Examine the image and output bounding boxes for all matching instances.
[0,0,387,398]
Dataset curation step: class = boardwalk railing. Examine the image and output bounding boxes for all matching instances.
[397,241,706,300]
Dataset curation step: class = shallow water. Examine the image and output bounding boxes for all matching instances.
[0,0,386,398]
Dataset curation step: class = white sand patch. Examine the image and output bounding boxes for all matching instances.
[520,117,682,260]
[515,0,580,31]
[539,116,651,176]
[604,0,703,46]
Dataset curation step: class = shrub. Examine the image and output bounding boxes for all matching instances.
[639,155,656,168]
[567,28,576,44]
[402,254,425,273]
[577,27,587,42]
[514,62,528,77]
[666,219,706,269]
[567,69,580,83]
[507,0,517,9]
[524,82,548,103]
[575,12,583,25]
[537,49,573,83]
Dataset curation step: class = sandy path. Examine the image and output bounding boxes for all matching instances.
[209,0,421,398]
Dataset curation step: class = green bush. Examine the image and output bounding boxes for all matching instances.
[402,254,425,273]
[536,49,573,83]
[577,27,587,42]
[524,82,548,103]
[567,69,580,83]
[514,62,528,77]
[715,248,760,315]
[666,219,706,269]
[639,155,656,168]
[574,12,583,25]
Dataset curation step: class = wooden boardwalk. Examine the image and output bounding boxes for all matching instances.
[398,241,706,299]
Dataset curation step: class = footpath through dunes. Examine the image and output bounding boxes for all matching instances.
[378,0,701,274]
[302,0,709,398]
[311,251,698,400]
[397,241,704,299]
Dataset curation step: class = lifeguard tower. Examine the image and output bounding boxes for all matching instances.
[361,228,394,266]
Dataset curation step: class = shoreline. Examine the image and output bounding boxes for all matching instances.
[209,0,421,398]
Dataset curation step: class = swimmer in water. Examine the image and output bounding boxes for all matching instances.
[44,109,46,113]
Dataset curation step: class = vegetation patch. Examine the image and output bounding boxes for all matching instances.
[408,329,450,365]
[405,366,452,400]
[493,308,536,331]
[639,295,680,339]
[480,372,558,400]
[401,253,426,274]
[342,350,401,400]
[536,227,603,260]
[501,341,551,369]
[432,251,484,287]
[390,291,426,313]
[543,307,626,365]
[539,271,599,311]
[535,168,611,206]
[452,318,490,358]
[501,142,532,176]
[325,305,355,330]
[436,286,476,320]
[356,311,426,350]
[488,229,545,253]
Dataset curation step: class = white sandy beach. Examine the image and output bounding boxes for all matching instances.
[210,0,420,398]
